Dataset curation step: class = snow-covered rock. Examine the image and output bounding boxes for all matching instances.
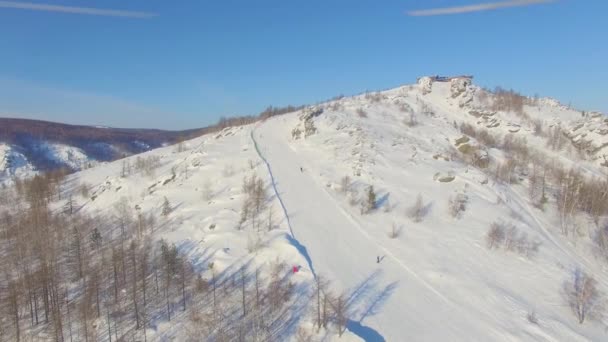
[417,76,434,95]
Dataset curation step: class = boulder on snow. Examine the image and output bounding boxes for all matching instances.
[434,172,455,183]
[455,136,470,146]
[450,77,472,98]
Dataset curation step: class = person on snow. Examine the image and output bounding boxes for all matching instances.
[300,166,303,173]
[377,256,380,264]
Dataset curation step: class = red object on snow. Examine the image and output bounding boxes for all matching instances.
[292,266,298,274]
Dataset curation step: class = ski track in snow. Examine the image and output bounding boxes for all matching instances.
[252,119,510,341]
[251,127,317,278]
[252,126,386,341]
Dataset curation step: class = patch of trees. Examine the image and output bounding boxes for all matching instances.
[239,174,270,231]
[258,105,305,120]
[1,170,347,341]
[489,87,526,114]
[485,221,541,258]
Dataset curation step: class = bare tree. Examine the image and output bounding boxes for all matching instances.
[339,176,351,194]
[563,268,602,324]
[332,292,349,337]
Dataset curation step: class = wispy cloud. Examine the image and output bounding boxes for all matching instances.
[407,0,555,16]
[0,1,157,18]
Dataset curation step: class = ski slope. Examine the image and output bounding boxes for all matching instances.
[248,77,608,340]
[254,121,500,341]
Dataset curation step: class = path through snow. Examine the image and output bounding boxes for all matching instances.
[253,120,505,341]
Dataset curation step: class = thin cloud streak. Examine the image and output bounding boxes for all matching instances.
[407,0,555,16]
[0,1,157,18]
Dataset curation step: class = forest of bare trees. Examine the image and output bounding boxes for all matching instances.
[0,169,354,341]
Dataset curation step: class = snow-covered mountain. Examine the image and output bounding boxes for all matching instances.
[2,77,607,341]
[0,118,208,183]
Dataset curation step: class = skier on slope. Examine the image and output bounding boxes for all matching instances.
[300,166,303,173]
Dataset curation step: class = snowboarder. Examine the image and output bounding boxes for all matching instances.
[300,167,303,173]
[292,265,299,274]
[376,256,380,264]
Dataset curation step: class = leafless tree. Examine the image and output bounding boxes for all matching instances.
[339,176,351,194]
[331,292,349,337]
[563,268,602,324]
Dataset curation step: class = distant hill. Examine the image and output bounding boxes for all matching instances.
[0,118,208,181]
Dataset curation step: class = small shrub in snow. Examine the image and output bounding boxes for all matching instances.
[563,268,602,324]
[328,102,343,111]
[362,186,376,214]
[364,92,384,103]
[388,223,401,239]
[304,118,317,137]
[486,222,506,249]
[533,119,543,136]
[175,141,187,153]
[448,193,468,219]
[527,311,539,325]
[162,196,172,216]
[291,127,302,139]
[79,183,90,198]
[420,102,434,117]
[348,194,359,207]
[356,108,368,118]
[407,194,425,222]
[339,176,351,194]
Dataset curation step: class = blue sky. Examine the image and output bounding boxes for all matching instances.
[1,0,606,130]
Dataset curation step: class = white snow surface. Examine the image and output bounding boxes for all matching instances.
[27,78,608,341]
[36,142,93,170]
[0,143,35,182]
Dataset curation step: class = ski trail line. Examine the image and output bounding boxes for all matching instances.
[250,126,317,278]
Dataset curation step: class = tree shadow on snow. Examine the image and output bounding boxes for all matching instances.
[343,272,399,342]
[375,192,390,210]
[347,320,385,342]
